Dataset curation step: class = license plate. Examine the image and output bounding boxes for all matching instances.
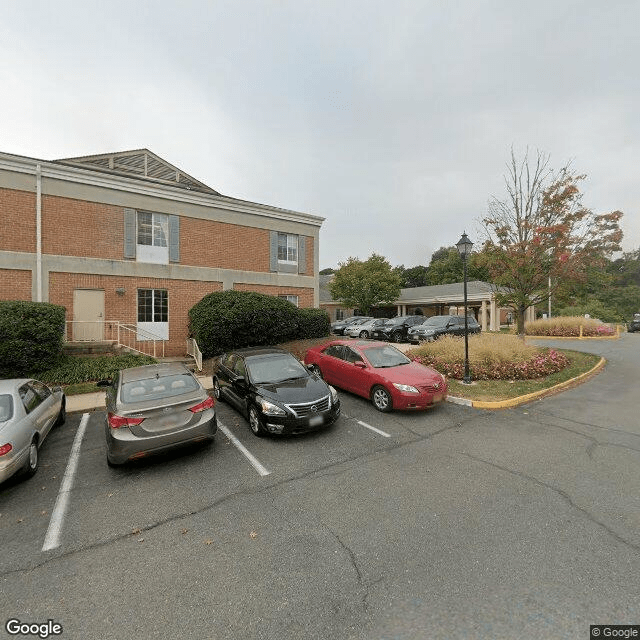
[309,415,324,427]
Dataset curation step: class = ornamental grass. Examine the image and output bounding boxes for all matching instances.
[407,333,569,381]
[525,316,614,337]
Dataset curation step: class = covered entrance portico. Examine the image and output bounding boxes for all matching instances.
[389,281,535,331]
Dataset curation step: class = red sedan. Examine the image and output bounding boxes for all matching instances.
[304,340,447,412]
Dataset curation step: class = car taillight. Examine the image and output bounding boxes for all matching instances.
[189,396,215,413]
[108,413,145,429]
[0,443,12,456]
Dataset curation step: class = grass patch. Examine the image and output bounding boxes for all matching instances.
[525,316,614,337]
[63,382,102,396]
[446,350,601,401]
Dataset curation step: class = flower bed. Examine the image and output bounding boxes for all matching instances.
[407,334,570,381]
[525,316,615,337]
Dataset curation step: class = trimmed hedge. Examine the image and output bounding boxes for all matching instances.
[189,290,330,357]
[295,307,330,339]
[0,301,66,377]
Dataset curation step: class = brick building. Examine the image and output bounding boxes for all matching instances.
[0,149,323,356]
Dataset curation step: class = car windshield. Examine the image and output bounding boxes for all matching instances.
[384,317,406,326]
[0,394,13,422]
[362,345,411,368]
[247,354,309,384]
[121,374,200,403]
[420,316,451,327]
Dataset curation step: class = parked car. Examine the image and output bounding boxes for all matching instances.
[213,347,341,436]
[331,316,373,335]
[344,318,387,339]
[628,314,640,333]
[304,340,447,413]
[408,315,481,344]
[0,379,66,484]
[98,363,216,466]
[371,315,425,343]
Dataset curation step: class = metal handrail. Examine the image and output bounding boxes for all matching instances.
[186,338,203,371]
[64,320,166,358]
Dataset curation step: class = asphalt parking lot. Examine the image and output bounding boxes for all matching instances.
[1,334,639,640]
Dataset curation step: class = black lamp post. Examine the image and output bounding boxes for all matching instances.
[456,232,474,384]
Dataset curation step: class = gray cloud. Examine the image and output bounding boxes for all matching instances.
[1,0,637,268]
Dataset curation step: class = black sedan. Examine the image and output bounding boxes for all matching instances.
[408,315,481,344]
[213,347,340,436]
[628,314,640,333]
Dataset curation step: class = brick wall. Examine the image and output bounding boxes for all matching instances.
[49,273,223,356]
[233,283,314,308]
[0,269,32,300]
[0,189,36,252]
[42,195,123,259]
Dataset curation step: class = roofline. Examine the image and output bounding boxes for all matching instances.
[0,150,325,228]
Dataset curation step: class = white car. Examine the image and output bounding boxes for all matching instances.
[344,318,387,339]
[0,379,66,484]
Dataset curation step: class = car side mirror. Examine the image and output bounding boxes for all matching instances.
[354,360,366,368]
[234,375,247,386]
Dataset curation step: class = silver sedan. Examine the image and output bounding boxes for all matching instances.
[99,363,217,466]
[0,379,66,484]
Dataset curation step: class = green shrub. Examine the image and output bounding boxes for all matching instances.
[33,354,157,385]
[0,301,66,377]
[296,307,330,339]
[189,291,302,357]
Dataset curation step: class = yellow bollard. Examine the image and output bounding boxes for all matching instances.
[579,325,583,338]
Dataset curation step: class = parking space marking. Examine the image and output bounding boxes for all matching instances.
[356,420,391,438]
[217,421,271,476]
[42,413,89,552]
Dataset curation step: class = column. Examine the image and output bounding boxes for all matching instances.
[490,297,498,331]
[481,300,487,331]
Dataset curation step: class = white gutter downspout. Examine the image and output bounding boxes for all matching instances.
[36,163,42,301]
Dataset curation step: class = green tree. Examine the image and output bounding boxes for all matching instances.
[319,267,335,275]
[479,148,623,334]
[426,246,489,285]
[330,253,402,314]
[395,264,430,288]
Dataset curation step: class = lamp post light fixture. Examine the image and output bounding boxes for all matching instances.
[456,232,474,384]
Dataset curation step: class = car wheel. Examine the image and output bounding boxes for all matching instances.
[392,331,403,343]
[212,377,222,401]
[23,437,39,478]
[359,330,369,339]
[54,399,66,427]
[248,405,267,437]
[371,385,393,413]
[308,364,323,379]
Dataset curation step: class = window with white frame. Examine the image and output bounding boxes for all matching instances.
[137,289,169,340]
[278,295,299,307]
[277,233,298,265]
[137,212,169,264]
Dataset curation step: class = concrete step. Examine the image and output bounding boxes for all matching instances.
[63,341,120,356]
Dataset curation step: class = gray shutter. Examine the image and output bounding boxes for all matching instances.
[124,208,136,258]
[169,215,180,263]
[298,236,306,274]
[269,231,279,272]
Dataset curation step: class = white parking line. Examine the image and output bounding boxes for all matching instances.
[217,422,271,476]
[356,420,391,438]
[42,413,89,552]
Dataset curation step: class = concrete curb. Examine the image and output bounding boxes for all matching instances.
[464,357,606,410]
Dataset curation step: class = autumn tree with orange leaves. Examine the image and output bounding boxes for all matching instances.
[479,149,623,335]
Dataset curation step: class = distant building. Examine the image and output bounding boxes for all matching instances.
[320,277,534,330]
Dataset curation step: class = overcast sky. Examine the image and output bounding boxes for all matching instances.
[2,1,638,269]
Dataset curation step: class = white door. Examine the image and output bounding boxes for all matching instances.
[73,290,105,341]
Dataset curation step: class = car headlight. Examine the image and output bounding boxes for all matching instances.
[329,385,339,404]
[257,397,287,416]
[392,383,419,394]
